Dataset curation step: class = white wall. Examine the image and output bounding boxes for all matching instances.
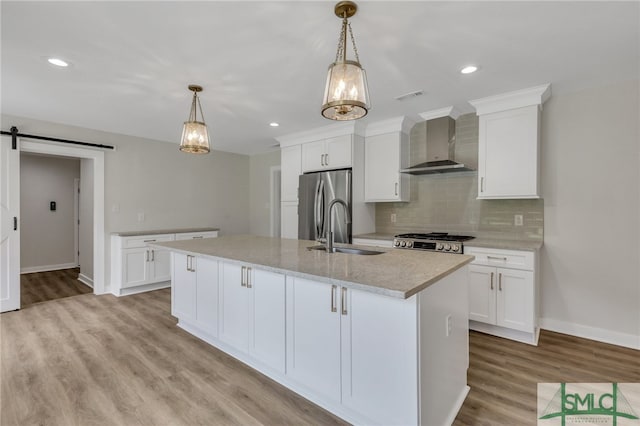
[20,153,80,272]
[3,114,251,290]
[249,150,280,237]
[79,158,94,284]
[540,79,640,348]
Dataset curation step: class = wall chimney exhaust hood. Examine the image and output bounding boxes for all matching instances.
[400,109,474,175]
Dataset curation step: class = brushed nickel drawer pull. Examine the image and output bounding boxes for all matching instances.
[480,177,484,192]
[325,153,329,165]
[246,267,252,289]
[395,182,398,196]
[490,272,494,290]
[143,239,156,242]
[498,273,502,291]
[331,285,337,312]
[341,287,347,315]
[241,266,246,287]
[145,250,149,262]
[192,236,203,239]
[487,255,507,261]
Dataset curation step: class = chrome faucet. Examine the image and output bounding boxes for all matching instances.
[326,198,351,252]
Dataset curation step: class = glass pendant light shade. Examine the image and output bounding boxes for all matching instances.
[180,121,210,154]
[180,85,211,154]
[322,60,370,120]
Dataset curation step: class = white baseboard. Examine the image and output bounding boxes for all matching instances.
[539,317,640,350]
[21,263,78,274]
[78,273,94,289]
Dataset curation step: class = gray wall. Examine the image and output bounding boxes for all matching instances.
[540,79,639,343]
[249,150,280,237]
[20,153,80,271]
[3,114,251,290]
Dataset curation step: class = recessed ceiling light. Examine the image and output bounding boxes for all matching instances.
[460,65,478,74]
[269,122,280,127]
[48,58,69,67]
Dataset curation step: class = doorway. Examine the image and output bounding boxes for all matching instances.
[0,136,105,313]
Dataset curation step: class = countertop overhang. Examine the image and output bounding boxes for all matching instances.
[151,235,473,299]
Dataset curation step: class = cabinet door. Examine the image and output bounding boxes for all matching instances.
[301,140,326,172]
[325,135,352,169]
[219,262,250,353]
[468,264,497,325]
[249,269,285,373]
[341,288,418,425]
[172,253,197,322]
[365,133,402,201]
[149,247,171,282]
[281,145,301,202]
[280,201,298,239]
[196,257,219,337]
[478,106,539,199]
[122,247,149,288]
[496,268,534,332]
[286,277,341,403]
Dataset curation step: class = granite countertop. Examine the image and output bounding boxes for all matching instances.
[151,235,473,299]
[354,232,542,251]
[112,227,220,237]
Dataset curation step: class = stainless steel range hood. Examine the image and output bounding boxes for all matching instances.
[400,116,474,175]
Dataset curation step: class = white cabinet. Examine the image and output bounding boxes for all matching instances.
[111,230,218,296]
[465,246,538,345]
[301,135,352,172]
[286,277,418,424]
[219,262,286,373]
[364,132,409,202]
[280,201,298,239]
[281,145,301,202]
[470,84,550,199]
[172,253,219,336]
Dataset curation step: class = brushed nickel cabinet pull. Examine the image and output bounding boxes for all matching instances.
[241,266,246,287]
[193,236,203,239]
[490,272,494,290]
[151,250,155,262]
[480,177,484,192]
[395,182,398,196]
[341,287,347,315]
[325,153,329,165]
[143,239,156,243]
[331,285,337,312]
[246,267,252,288]
[145,250,149,262]
[186,255,191,272]
[487,255,508,261]
[320,154,325,166]
[498,273,502,291]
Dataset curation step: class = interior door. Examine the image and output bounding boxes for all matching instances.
[0,135,20,312]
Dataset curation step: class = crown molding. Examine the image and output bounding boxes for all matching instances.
[364,116,416,137]
[276,121,366,147]
[418,106,462,121]
[469,83,552,115]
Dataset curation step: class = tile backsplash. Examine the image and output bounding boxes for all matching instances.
[375,113,544,241]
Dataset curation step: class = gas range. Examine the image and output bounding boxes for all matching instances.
[393,232,475,254]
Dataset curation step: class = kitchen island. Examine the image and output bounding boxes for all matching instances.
[152,235,473,426]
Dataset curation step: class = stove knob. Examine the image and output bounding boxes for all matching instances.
[400,241,407,247]
[451,244,459,252]
[444,244,451,251]
[436,243,444,251]
[394,240,400,247]
[407,241,413,248]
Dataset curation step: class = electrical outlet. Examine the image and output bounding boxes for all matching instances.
[514,214,524,226]
[390,213,397,223]
[445,314,453,337]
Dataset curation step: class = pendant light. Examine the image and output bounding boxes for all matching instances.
[180,84,210,154]
[321,1,370,121]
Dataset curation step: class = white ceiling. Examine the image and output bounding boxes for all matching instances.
[2,1,638,155]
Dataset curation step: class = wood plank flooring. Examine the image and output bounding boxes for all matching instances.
[20,268,92,308]
[1,288,638,425]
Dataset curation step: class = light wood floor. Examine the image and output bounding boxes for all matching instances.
[1,288,638,426]
[20,268,92,308]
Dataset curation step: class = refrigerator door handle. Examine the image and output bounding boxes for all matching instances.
[319,179,325,239]
[314,179,323,240]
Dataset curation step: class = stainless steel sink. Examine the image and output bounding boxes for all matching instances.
[307,245,384,255]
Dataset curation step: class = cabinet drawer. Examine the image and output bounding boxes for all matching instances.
[123,234,174,248]
[174,231,219,240]
[464,246,534,271]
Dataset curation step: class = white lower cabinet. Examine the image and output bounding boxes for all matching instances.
[172,253,219,337]
[286,277,418,425]
[219,262,286,373]
[466,246,538,344]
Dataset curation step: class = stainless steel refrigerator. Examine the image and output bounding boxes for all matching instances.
[298,169,352,243]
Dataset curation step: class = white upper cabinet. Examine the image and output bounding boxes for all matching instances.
[281,145,301,202]
[364,117,412,202]
[470,84,551,199]
[301,134,352,173]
